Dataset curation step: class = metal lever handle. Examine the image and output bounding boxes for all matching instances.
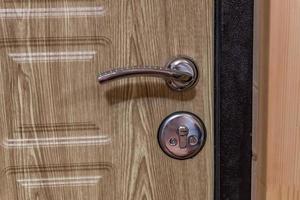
[98,66,192,83]
[97,57,199,91]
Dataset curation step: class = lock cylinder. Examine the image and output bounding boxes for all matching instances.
[157,111,206,160]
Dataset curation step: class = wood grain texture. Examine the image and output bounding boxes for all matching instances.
[253,0,300,199]
[0,0,214,199]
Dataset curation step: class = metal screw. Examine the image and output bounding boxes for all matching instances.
[188,135,199,146]
[169,138,178,146]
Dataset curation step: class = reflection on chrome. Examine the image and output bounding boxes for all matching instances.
[17,176,102,188]
[0,6,105,18]
[3,135,111,148]
[8,51,96,63]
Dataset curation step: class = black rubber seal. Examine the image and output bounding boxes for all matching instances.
[214,0,253,199]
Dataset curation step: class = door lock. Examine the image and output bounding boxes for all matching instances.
[158,112,206,160]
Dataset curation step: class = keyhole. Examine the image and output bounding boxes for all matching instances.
[177,125,189,149]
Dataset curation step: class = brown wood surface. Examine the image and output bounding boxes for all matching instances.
[253,0,300,199]
[0,1,214,199]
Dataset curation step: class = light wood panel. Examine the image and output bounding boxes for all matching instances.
[253,0,300,199]
[0,0,214,199]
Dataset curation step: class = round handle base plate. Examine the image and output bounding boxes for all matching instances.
[165,57,199,91]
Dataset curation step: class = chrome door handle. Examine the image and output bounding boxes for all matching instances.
[97,57,199,91]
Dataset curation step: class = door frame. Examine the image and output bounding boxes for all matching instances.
[214,0,253,199]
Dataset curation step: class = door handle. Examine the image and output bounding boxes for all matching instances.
[97,57,199,91]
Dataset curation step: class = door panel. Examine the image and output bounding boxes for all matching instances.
[0,0,213,199]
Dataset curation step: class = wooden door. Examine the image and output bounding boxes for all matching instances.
[0,0,214,199]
